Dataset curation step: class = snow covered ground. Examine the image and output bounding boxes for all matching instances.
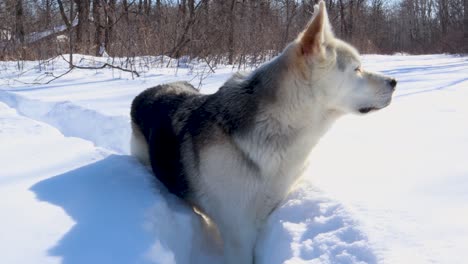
[0,54,467,264]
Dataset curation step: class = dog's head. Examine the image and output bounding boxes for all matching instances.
[292,1,396,114]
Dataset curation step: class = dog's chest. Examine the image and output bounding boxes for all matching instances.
[195,109,334,222]
[233,124,319,201]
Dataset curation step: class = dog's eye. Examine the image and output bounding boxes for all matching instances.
[354,66,362,73]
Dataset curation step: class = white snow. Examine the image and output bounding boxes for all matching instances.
[0,54,467,264]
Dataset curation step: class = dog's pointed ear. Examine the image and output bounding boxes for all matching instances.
[298,1,332,56]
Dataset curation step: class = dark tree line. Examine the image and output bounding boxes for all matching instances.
[0,0,466,62]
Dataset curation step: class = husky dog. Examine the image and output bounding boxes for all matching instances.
[130,1,396,263]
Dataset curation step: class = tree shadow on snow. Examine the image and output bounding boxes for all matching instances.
[30,154,216,264]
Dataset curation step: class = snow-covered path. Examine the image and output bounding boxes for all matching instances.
[1,54,467,263]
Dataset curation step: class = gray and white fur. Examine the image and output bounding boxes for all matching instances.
[130,1,396,263]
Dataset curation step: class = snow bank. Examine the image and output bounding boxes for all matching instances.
[257,183,376,264]
[0,90,130,153]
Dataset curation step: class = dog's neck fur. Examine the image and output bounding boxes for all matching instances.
[234,44,341,188]
[259,45,340,142]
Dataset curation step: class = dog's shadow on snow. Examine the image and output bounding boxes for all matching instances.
[31,154,376,264]
[30,154,221,264]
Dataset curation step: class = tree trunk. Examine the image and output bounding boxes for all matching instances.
[339,0,347,38]
[180,0,187,23]
[15,0,25,45]
[74,0,91,53]
[144,0,150,16]
[283,0,297,48]
[138,0,143,14]
[464,0,468,53]
[439,0,449,34]
[123,0,130,55]
[93,0,104,56]
[57,0,71,28]
[188,0,195,17]
[45,0,52,28]
[348,0,354,38]
[104,0,116,54]
[69,0,74,68]
[228,0,236,64]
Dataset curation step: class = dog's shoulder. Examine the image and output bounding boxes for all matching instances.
[178,71,264,140]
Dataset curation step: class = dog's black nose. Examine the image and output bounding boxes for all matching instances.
[388,79,397,89]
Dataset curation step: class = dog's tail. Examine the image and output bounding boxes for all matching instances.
[129,81,198,166]
[130,121,150,166]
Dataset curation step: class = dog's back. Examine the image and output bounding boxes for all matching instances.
[130,81,199,197]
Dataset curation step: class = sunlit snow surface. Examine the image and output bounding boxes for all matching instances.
[0,54,467,264]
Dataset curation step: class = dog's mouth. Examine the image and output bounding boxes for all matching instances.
[358,98,393,114]
[358,97,392,114]
[358,107,381,114]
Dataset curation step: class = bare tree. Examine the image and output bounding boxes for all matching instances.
[57,0,72,28]
[68,0,74,67]
[228,0,236,64]
[465,0,468,53]
[93,0,104,56]
[74,0,90,53]
[15,0,25,45]
[103,0,115,54]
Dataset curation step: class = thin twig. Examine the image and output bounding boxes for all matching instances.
[203,57,216,73]
[43,67,74,84]
[60,54,140,77]
[11,67,74,85]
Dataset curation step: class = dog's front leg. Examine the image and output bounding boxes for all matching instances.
[216,212,258,264]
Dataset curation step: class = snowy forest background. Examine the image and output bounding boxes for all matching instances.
[0,0,467,64]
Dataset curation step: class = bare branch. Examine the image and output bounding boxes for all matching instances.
[60,55,140,77]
